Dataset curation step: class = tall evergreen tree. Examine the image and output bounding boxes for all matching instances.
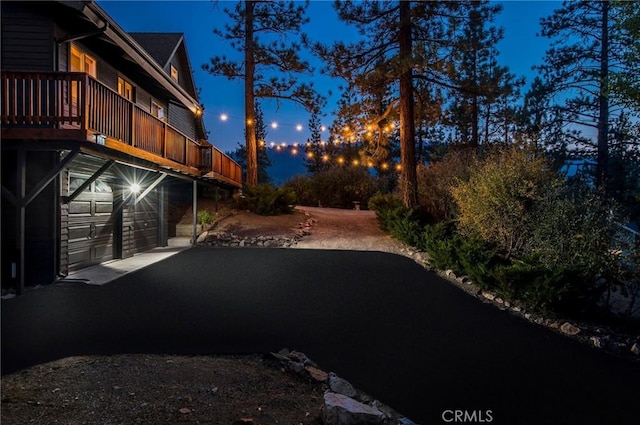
[203,1,322,186]
[234,102,272,183]
[537,0,635,190]
[304,112,327,173]
[313,1,464,208]
[447,1,523,149]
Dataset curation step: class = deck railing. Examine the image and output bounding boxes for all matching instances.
[2,71,241,186]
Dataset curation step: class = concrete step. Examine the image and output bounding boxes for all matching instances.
[175,224,198,237]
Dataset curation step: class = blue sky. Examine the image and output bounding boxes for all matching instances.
[98,0,560,153]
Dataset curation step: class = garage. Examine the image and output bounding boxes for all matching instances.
[67,174,115,271]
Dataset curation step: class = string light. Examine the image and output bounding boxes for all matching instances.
[216,111,404,171]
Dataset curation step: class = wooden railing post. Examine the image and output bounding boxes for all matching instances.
[82,75,90,131]
[130,100,136,147]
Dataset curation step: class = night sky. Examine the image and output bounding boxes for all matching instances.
[98,0,560,153]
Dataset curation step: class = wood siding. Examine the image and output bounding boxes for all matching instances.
[168,102,196,140]
[1,2,54,72]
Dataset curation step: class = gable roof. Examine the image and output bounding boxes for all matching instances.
[129,32,183,69]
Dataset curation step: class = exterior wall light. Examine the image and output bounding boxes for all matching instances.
[130,183,141,194]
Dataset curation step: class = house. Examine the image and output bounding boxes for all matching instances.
[1,0,242,294]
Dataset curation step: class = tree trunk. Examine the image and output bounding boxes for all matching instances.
[596,0,609,191]
[398,1,417,209]
[245,0,258,186]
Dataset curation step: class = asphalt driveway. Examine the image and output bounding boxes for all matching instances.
[2,247,639,424]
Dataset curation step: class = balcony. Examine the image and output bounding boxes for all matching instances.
[1,71,241,187]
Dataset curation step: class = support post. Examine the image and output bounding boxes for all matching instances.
[16,151,26,295]
[192,179,197,246]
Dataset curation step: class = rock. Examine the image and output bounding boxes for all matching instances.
[305,366,329,382]
[591,336,605,348]
[278,348,290,357]
[494,297,504,304]
[631,343,640,356]
[329,373,357,398]
[445,269,455,278]
[196,231,208,243]
[482,292,496,301]
[179,407,192,414]
[560,322,581,336]
[322,392,385,425]
[233,418,254,424]
[512,306,522,312]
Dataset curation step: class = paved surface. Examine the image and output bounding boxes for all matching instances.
[2,247,639,424]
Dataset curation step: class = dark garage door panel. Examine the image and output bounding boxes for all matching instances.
[67,176,115,271]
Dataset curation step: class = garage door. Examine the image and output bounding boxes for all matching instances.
[129,190,158,254]
[68,175,115,271]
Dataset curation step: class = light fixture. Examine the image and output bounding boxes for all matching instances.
[94,133,106,145]
[296,124,303,131]
[130,183,141,194]
[320,126,326,132]
[220,113,228,121]
[271,122,278,129]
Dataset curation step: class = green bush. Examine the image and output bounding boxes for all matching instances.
[528,179,619,280]
[285,167,380,209]
[368,192,403,213]
[238,183,296,216]
[284,175,316,206]
[417,148,476,222]
[451,146,557,257]
[197,210,215,227]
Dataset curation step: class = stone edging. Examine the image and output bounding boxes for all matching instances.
[197,212,316,248]
[395,246,640,362]
[268,349,416,425]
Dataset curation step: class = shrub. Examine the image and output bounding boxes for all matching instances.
[238,183,296,215]
[368,192,403,213]
[528,179,620,280]
[284,175,316,206]
[417,148,476,222]
[285,167,380,209]
[451,146,557,257]
[197,210,215,227]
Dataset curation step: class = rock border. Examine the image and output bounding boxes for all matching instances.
[267,349,416,425]
[395,246,640,362]
[198,212,316,248]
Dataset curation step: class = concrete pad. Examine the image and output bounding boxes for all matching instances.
[65,237,192,286]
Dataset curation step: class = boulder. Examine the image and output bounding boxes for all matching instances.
[329,373,357,397]
[560,322,581,336]
[322,392,385,425]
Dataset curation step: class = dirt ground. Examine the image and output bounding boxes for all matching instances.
[1,206,399,425]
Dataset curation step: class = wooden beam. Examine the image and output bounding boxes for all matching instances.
[1,128,88,141]
[104,138,200,177]
[17,150,26,296]
[22,150,79,207]
[192,180,197,246]
[1,185,19,207]
[61,159,115,204]
[134,172,167,205]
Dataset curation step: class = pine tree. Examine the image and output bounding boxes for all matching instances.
[313,1,464,208]
[447,1,523,149]
[234,102,272,183]
[537,1,635,190]
[304,112,327,173]
[203,1,322,186]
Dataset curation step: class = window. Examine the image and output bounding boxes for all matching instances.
[69,45,96,106]
[151,101,165,120]
[117,77,134,101]
[170,65,178,82]
[70,45,96,77]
